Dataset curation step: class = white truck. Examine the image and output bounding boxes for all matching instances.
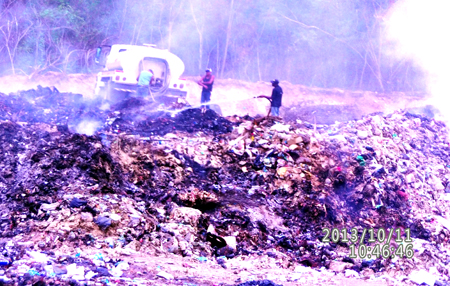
[94,44,188,103]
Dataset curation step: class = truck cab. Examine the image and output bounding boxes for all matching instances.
[94,44,188,103]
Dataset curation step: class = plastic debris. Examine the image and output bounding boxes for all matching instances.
[157,271,174,280]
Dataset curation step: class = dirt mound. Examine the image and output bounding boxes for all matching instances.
[136,108,234,136]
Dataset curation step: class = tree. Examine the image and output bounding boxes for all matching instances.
[220,0,234,77]
[0,2,33,74]
[189,0,204,71]
[0,0,429,93]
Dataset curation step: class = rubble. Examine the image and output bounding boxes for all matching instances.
[0,86,449,285]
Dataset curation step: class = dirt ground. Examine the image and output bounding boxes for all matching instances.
[23,238,393,286]
[0,72,434,124]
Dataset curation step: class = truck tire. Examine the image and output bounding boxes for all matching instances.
[106,81,114,102]
[106,81,123,103]
[98,86,106,99]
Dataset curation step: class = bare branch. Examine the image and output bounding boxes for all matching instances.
[189,0,203,70]
[63,49,83,72]
[278,12,364,59]
[278,12,382,90]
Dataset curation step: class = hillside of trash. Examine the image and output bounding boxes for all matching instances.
[0,86,449,286]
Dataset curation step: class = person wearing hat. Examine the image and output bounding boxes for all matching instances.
[257,79,283,117]
[197,68,215,112]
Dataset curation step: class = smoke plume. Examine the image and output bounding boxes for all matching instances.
[386,0,450,121]
[74,119,102,136]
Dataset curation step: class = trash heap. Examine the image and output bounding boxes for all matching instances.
[0,86,84,124]
[0,86,450,285]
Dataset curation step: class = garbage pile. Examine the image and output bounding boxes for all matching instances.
[0,86,450,285]
[0,86,83,124]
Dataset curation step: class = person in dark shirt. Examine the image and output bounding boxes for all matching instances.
[197,68,215,112]
[258,79,283,117]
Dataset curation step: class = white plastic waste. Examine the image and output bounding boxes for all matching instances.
[409,269,436,286]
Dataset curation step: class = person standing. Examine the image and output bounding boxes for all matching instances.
[258,79,283,117]
[197,68,215,112]
[136,69,154,97]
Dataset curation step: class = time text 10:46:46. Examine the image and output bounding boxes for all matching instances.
[322,228,414,259]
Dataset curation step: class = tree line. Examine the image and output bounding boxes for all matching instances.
[0,0,425,92]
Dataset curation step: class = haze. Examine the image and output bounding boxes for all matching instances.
[0,0,444,100]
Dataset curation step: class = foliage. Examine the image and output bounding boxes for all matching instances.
[0,0,426,92]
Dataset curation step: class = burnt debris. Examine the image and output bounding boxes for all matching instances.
[0,86,449,284]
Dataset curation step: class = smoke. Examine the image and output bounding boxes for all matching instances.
[100,102,111,111]
[74,120,102,136]
[386,0,450,120]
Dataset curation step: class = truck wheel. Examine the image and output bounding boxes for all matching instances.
[98,86,106,99]
[106,81,121,103]
[106,81,129,103]
[106,81,113,101]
